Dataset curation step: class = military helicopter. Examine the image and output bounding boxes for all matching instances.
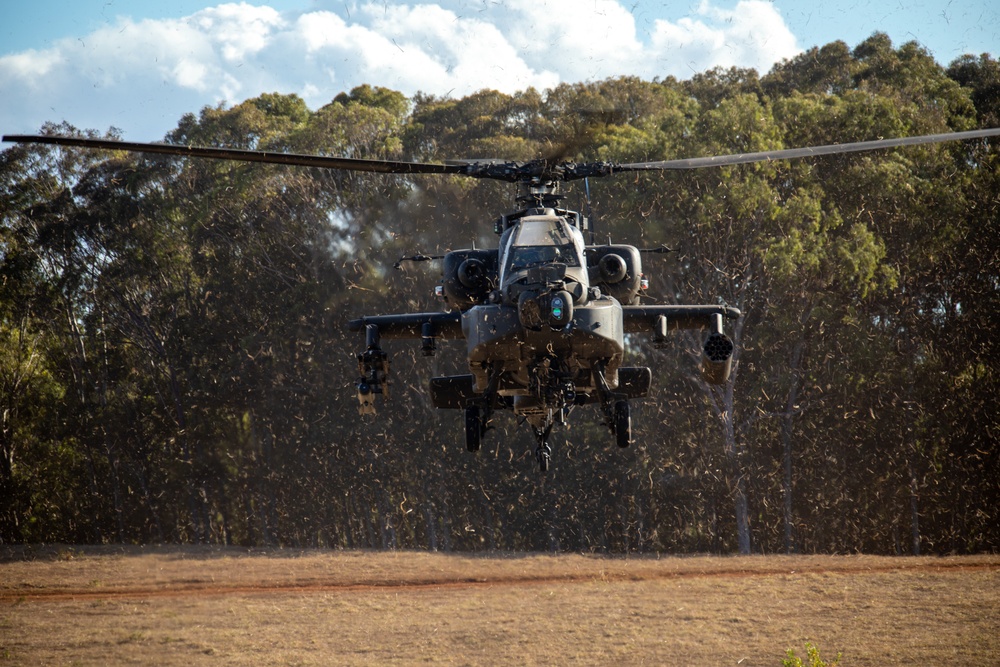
[5,125,999,471]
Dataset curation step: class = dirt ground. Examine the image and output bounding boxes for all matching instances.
[1,546,998,665]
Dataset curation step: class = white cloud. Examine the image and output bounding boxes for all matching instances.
[0,0,801,141]
[353,3,560,94]
[469,0,648,80]
[1,48,64,82]
[190,3,285,61]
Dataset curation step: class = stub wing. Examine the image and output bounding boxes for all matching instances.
[622,305,741,333]
[347,305,739,338]
[347,311,464,339]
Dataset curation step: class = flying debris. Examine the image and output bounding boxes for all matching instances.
[6,125,998,472]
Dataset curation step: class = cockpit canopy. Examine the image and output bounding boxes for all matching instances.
[498,213,590,308]
[502,214,585,278]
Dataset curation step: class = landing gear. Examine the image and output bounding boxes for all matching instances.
[536,443,551,472]
[594,362,633,449]
[614,400,632,448]
[464,365,502,454]
[465,405,484,452]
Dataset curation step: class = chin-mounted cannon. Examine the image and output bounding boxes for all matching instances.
[356,324,390,415]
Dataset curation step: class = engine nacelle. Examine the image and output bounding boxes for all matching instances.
[440,249,498,310]
[587,245,642,305]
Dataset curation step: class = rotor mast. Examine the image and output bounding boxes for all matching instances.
[519,178,563,209]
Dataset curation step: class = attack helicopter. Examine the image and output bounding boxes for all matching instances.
[5,125,999,471]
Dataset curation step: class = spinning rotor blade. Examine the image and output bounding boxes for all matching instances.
[6,127,1000,183]
[540,109,617,166]
[617,127,1000,171]
[1,134,468,176]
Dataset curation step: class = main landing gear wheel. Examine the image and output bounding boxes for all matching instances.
[465,405,483,452]
[614,400,632,448]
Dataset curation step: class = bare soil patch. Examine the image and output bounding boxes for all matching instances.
[2,546,997,665]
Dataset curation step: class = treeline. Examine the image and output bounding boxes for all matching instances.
[1,34,998,554]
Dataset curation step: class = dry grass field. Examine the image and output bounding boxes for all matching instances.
[1,546,997,666]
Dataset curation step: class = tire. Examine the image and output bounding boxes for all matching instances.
[465,406,482,452]
[614,400,631,448]
[537,447,551,473]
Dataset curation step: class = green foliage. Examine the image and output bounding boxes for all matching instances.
[948,54,1000,126]
[782,642,842,667]
[334,84,410,119]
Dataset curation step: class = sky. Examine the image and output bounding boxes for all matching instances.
[1,0,998,141]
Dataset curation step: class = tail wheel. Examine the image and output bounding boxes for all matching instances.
[537,444,551,473]
[465,405,483,452]
[614,400,631,448]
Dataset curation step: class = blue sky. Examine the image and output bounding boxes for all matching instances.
[2,1,997,141]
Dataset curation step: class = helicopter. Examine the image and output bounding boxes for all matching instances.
[4,125,1000,471]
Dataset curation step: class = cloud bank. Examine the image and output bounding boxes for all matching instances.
[1,0,801,140]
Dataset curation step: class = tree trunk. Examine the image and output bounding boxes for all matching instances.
[716,382,751,554]
[781,339,806,554]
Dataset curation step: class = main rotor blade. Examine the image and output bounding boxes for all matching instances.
[1,134,468,175]
[618,127,1000,171]
[8,127,999,182]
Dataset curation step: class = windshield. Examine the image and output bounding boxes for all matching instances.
[505,218,582,273]
[507,244,580,272]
